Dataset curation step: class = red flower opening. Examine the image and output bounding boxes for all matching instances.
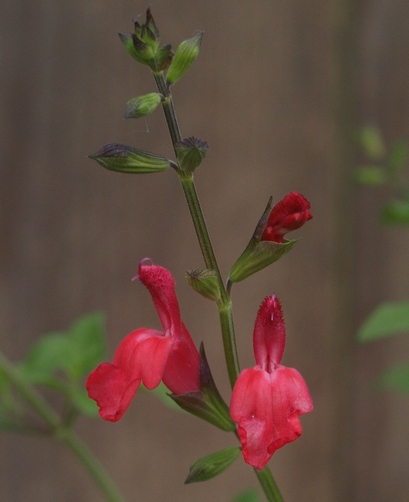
[86,260,200,422]
[230,296,313,470]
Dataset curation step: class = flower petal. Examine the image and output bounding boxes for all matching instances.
[138,261,181,335]
[253,295,285,370]
[230,364,313,470]
[86,362,141,422]
[162,323,200,394]
[261,192,312,243]
[86,328,172,421]
[230,367,274,470]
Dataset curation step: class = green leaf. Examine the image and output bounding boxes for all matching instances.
[65,312,106,381]
[357,302,409,343]
[381,199,409,225]
[388,140,409,171]
[358,126,386,161]
[352,166,387,186]
[19,332,71,383]
[185,446,241,484]
[377,362,409,393]
[230,489,262,502]
[69,387,100,416]
[19,312,106,385]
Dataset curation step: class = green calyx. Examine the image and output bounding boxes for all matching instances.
[185,446,241,484]
[89,143,174,174]
[169,344,235,431]
[228,239,298,283]
[186,269,221,302]
[124,92,163,119]
[228,197,298,283]
[175,137,209,173]
[166,32,203,85]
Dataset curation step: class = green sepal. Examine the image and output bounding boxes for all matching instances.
[186,269,221,302]
[185,446,241,484]
[175,137,209,173]
[154,44,174,72]
[118,33,147,65]
[89,143,175,174]
[119,7,160,66]
[124,92,162,119]
[166,32,203,85]
[169,344,235,431]
[229,239,298,283]
[228,197,298,283]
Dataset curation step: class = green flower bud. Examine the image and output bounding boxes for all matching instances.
[175,137,209,173]
[166,31,203,85]
[186,269,221,302]
[89,143,175,174]
[124,92,162,119]
[119,7,160,66]
[185,447,241,484]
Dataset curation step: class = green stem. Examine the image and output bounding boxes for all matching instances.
[153,72,240,386]
[0,351,124,502]
[254,467,284,502]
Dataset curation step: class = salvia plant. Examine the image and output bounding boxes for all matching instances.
[0,8,314,501]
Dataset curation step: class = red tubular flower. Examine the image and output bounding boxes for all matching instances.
[86,260,200,422]
[230,296,313,470]
[261,192,313,243]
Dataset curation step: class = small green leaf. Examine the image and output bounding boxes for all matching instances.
[185,446,241,484]
[65,312,106,381]
[377,362,409,393]
[69,387,100,416]
[381,199,409,225]
[357,302,409,343]
[230,489,262,502]
[19,312,106,385]
[19,332,70,383]
[358,126,386,161]
[388,140,409,171]
[352,166,387,186]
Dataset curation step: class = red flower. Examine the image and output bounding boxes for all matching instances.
[86,260,200,422]
[230,296,313,470]
[261,192,312,243]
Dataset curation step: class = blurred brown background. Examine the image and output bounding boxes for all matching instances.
[1,1,409,501]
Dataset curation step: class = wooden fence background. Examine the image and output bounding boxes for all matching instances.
[1,1,408,501]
